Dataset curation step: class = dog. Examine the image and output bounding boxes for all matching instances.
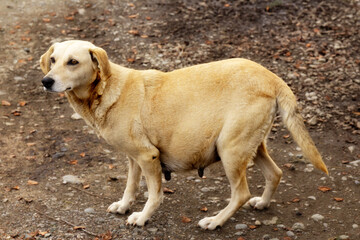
[40,40,328,230]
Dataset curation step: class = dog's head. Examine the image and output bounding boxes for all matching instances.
[40,40,110,98]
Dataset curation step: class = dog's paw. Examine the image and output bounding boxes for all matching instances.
[246,196,269,210]
[198,216,220,230]
[126,212,148,226]
[107,200,131,214]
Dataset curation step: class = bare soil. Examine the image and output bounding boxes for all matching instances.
[0,0,359,239]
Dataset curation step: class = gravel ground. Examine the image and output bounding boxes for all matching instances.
[0,0,359,239]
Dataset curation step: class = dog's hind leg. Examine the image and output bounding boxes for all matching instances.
[198,144,251,230]
[246,141,282,210]
[107,157,142,214]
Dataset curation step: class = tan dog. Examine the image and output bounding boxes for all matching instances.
[40,40,328,230]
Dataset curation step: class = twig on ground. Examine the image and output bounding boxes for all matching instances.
[69,185,113,200]
[32,207,99,237]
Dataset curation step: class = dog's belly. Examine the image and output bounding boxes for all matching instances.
[159,142,221,173]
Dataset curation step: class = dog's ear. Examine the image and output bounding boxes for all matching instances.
[89,47,111,80]
[40,44,55,74]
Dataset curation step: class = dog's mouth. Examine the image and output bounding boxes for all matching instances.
[43,86,72,92]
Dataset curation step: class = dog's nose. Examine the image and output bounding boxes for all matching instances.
[41,77,55,89]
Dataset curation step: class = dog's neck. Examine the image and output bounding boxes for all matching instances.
[65,65,127,133]
[65,74,107,129]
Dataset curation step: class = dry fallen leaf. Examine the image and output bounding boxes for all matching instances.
[83,184,90,189]
[181,216,191,223]
[38,231,48,236]
[1,100,11,106]
[318,186,332,193]
[12,186,20,190]
[128,29,139,35]
[163,187,175,194]
[69,160,78,165]
[64,137,73,142]
[80,152,86,158]
[26,142,36,147]
[334,197,344,202]
[12,110,21,116]
[292,197,301,203]
[27,180,38,185]
[42,18,51,23]
[19,101,27,106]
[283,134,290,139]
[73,226,86,230]
[200,207,208,212]
[283,163,294,168]
[65,15,75,21]
[249,225,257,229]
[108,164,115,169]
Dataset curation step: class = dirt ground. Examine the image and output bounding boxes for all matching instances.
[0,0,359,239]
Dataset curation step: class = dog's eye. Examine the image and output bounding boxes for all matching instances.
[67,59,79,66]
[50,57,55,64]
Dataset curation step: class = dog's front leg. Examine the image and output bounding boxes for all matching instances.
[107,157,142,214]
[127,149,163,226]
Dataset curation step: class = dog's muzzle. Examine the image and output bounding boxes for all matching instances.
[41,77,55,90]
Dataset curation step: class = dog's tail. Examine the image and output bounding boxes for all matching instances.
[276,80,328,175]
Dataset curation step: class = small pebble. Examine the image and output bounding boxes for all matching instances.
[263,217,278,225]
[60,147,68,152]
[62,175,83,184]
[201,187,210,192]
[234,231,245,236]
[277,224,286,229]
[292,222,305,231]
[311,213,324,222]
[348,146,355,153]
[52,152,65,159]
[352,224,359,229]
[14,76,25,81]
[235,223,248,230]
[84,207,95,214]
[308,196,316,200]
[71,112,82,120]
[286,231,295,237]
[147,228,158,233]
[339,235,349,240]
[262,234,270,240]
